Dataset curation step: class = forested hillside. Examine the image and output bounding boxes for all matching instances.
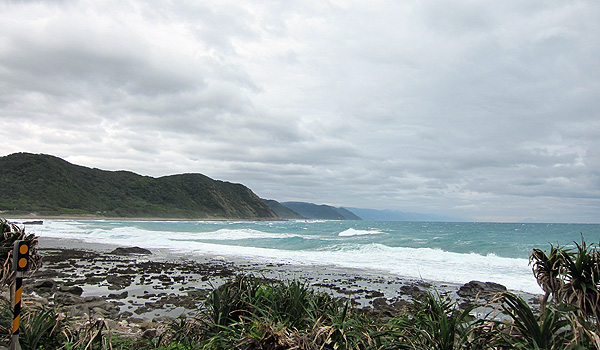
[262,199,306,219]
[0,153,278,219]
[281,202,361,220]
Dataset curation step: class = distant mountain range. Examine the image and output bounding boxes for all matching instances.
[0,152,464,222]
[276,202,361,220]
[263,202,464,222]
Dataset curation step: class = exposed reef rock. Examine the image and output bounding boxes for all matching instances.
[111,247,152,255]
[457,280,508,300]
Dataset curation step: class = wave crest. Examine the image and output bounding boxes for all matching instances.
[338,228,385,237]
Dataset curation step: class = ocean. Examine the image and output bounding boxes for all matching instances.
[31,220,600,295]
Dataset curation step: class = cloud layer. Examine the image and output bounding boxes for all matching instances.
[1,0,599,223]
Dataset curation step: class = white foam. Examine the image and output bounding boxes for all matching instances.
[338,228,385,237]
[36,221,300,242]
[175,228,301,241]
[322,243,541,294]
[35,220,543,294]
[166,241,541,294]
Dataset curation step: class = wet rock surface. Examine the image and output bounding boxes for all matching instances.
[457,280,508,300]
[25,247,236,320]
[110,246,152,255]
[20,245,538,332]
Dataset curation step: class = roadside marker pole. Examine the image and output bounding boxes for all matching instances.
[11,272,23,350]
[10,240,29,350]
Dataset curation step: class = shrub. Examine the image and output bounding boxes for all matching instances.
[159,275,375,349]
[0,218,41,288]
[382,291,478,350]
[530,237,600,331]
[494,292,578,350]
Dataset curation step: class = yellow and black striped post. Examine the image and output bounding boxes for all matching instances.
[11,272,23,350]
[10,240,29,350]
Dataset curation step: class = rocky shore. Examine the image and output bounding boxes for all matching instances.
[11,237,542,338]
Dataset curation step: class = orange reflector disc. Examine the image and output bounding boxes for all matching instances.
[18,258,27,268]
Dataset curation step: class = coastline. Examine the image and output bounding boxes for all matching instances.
[6,214,288,222]
[24,236,542,322]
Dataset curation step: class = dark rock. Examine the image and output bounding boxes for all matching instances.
[84,275,105,284]
[53,263,74,269]
[91,304,121,319]
[400,285,426,299]
[31,269,69,279]
[23,220,43,225]
[107,274,133,289]
[371,298,389,309]
[157,274,172,283]
[485,282,507,292]
[111,247,152,255]
[142,329,158,339]
[84,296,105,303]
[457,281,507,299]
[416,280,432,288]
[33,280,56,294]
[391,299,410,310]
[134,306,151,315]
[59,285,84,296]
[108,291,129,299]
[365,290,384,298]
[152,316,172,323]
[459,300,474,310]
[128,317,146,324]
[370,297,400,318]
[68,304,89,318]
[187,290,206,298]
[53,293,85,306]
[117,267,137,275]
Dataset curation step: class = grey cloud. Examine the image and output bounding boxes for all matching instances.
[1,37,203,100]
[0,0,599,222]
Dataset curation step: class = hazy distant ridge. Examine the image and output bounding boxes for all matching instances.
[344,207,464,222]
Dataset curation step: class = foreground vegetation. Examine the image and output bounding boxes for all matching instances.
[1,218,600,349]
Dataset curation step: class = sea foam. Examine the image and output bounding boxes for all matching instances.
[33,220,543,294]
[338,228,386,237]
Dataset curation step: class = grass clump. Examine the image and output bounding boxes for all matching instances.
[492,292,583,350]
[380,291,478,349]
[155,275,375,349]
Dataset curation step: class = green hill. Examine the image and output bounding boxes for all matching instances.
[0,153,278,219]
[281,202,362,220]
[262,199,306,219]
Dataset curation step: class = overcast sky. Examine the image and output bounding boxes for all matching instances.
[1,1,599,223]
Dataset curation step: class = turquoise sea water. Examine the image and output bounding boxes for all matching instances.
[32,220,600,294]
